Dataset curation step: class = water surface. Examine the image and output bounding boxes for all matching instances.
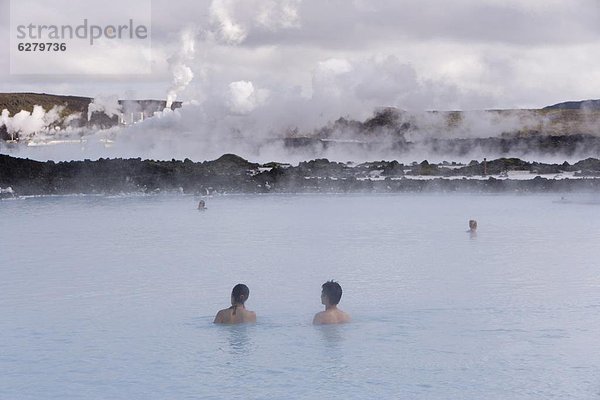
[1,194,599,399]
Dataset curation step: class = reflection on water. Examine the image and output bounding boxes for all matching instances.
[316,324,348,379]
[214,324,256,358]
[317,324,345,350]
[225,324,253,355]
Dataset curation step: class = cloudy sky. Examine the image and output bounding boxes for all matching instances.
[1,0,600,112]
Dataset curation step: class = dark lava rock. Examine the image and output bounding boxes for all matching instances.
[2,154,600,196]
[573,158,600,171]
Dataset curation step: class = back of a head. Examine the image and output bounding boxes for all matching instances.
[231,283,250,304]
[322,280,342,305]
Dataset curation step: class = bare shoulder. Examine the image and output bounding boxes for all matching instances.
[339,310,351,323]
[245,310,257,323]
[313,310,351,325]
[313,311,328,325]
[330,308,351,324]
[213,308,228,324]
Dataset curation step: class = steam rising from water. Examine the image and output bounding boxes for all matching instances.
[166,28,196,109]
[1,0,599,164]
[1,105,75,140]
[87,96,121,122]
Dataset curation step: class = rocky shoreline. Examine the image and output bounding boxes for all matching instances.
[2,153,600,196]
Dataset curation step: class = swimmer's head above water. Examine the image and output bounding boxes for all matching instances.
[231,283,249,307]
[314,280,350,324]
[321,280,342,306]
[214,283,256,324]
[469,219,478,232]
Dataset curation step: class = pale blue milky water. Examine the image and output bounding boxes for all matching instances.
[1,193,600,399]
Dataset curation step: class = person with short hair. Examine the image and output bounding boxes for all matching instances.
[214,284,256,324]
[313,280,351,325]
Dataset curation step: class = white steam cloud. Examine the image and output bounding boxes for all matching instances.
[166,28,196,109]
[87,95,122,122]
[227,81,269,115]
[1,105,68,139]
[7,51,596,165]
[209,0,247,44]
[209,0,301,44]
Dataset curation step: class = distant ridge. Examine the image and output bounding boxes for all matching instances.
[0,92,182,116]
[0,93,92,116]
[543,99,600,110]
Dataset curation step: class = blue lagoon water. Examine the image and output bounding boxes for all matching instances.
[1,193,600,399]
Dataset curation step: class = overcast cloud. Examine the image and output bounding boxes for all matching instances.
[1,0,600,110]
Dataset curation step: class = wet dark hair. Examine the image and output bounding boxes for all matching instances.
[231,284,249,304]
[322,280,342,305]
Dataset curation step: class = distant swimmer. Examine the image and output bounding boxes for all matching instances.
[313,280,351,325]
[214,284,256,324]
[468,219,478,233]
[198,200,207,210]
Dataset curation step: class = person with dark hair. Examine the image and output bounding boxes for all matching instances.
[469,219,477,231]
[313,280,351,325]
[214,284,256,324]
[468,219,477,233]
